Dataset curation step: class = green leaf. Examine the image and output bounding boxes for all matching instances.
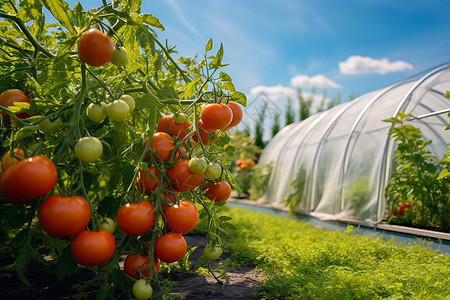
[205,38,213,52]
[134,93,161,111]
[15,126,37,140]
[135,26,156,57]
[437,168,449,180]
[141,14,165,31]
[54,36,78,65]
[8,101,30,113]
[444,91,450,99]
[16,247,32,286]
[57,246,78,280]
[231,91,247,106]
[40,0,76,34]
[223,81,235,92]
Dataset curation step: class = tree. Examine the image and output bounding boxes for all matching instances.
[285,97,295,126]
[271,111,280,137]
[254,101,268,148]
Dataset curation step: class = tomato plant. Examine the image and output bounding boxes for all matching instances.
[74,136,103,162]
[164,199,199,234]
[110,46,128,67]
[135,167,159,195]
[0,89,31,121]
[200,103,233,130]
[1,148,28,172]
[78,28,115,67]
[116,200,156,236]
[166,159,205,192]
[124,253,160,279]
[38,195,91,237]
[0,155,57,204]
[0,0,246,297]
[132,279,153,300]
[154,232,187,263]
[224,101,243,130]
[106,99,130,121]
[204,181,232,203]
[70,229,116,266]
[204,244,223,260]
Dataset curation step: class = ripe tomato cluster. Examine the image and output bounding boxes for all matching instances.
[1,10,246,297]
[235,158,256,170]
[392,202,412,216]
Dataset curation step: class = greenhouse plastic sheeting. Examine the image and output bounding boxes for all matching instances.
[258,62,450,224]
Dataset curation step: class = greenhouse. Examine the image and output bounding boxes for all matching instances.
[258,62,450,225]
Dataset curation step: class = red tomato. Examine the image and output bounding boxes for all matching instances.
[78,29,114,67]
[200,103,233,130]
[71,229,115,266]
[157,115,190,139]
[173,144,187,161]
[0,89,31,121]
[204,181,231,203]
[224,101,243,130]
[38,195,91,238]
[192,120,219,145]
[164,200,199,234]
[1,148,28,172]
[124,253,160,279]
[166,159,204,192]
[143,133,175,162]
[161,193,176,211]
[235,160,243,168]
[116,200,156,236]
[136,167,159,196]
[399,202,411,210]
[0,155,57,204]
[154,233,187,263]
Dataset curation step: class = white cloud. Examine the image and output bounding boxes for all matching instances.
[249,84,296,101]
[339,55,414,75]
[290,74,342,89]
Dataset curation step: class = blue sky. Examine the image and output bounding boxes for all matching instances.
[66,0,449,134]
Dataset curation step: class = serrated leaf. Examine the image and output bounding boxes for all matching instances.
[231,91,247,106]
[134,93,161,111]
[135,26,156,57]
[8,101,30,113]
[205,38,213,52]
[40,0,76,34]
[15,126,37,140]
[141,14,165,31]
[223,81,235,92]
[54,36,78,65]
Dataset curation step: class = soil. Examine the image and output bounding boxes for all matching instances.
[0,235,263,300]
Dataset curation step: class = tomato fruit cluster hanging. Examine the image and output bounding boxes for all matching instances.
[0,0,246,298]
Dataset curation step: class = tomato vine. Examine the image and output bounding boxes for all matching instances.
[0,0,246,298]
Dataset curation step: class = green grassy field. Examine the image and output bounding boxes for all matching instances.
[225,206,450,299]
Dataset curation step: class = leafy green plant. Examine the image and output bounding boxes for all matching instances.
[0,0,244,298]
[283,168,306,211]
[384,112,449,231]
[248,162,273,200]
[226,206,450,299]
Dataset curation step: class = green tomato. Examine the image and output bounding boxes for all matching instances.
[99,217,115,234]
[188,157,207,174]
[110,46,128,67]
[132,279,153,300]
[120,95,135,112]
[203,244,223,260]
[86,103,107,122]
[205,162,221,180]
[75,137,103,162]
[106,100,129,121]
[38,117,62,134]
[173,112,187,124]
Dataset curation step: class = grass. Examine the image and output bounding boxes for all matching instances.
[225,206,450,299]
